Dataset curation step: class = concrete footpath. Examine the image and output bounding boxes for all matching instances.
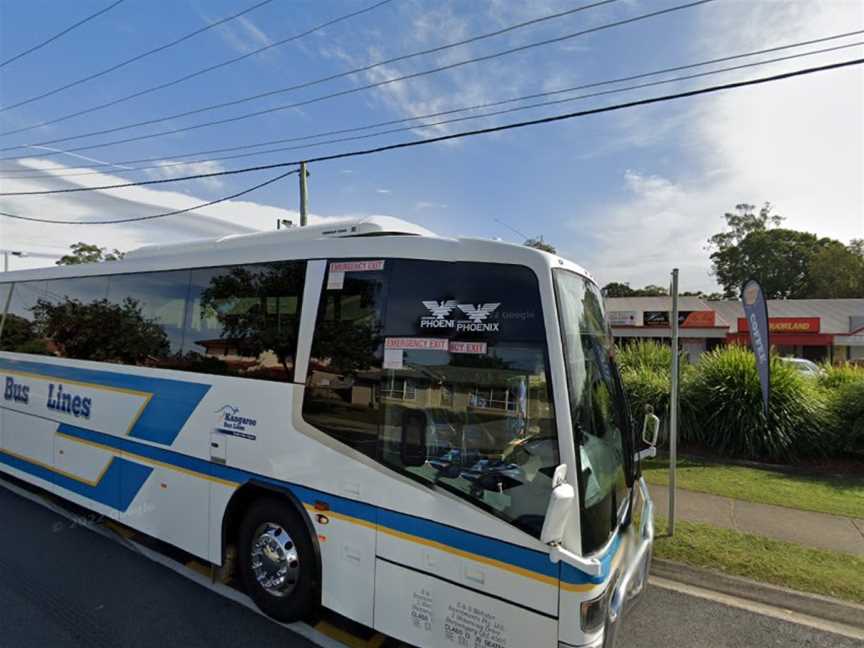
[648,483,864,556]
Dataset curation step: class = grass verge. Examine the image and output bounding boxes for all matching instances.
[653,518,864,604]
[642,457,864,519]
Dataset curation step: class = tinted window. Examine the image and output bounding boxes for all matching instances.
[27,276,111,360]
[303,260,387,458]
[380,260,557,538]
[183,261,305,381]
[106,271,189,365]
[1,281,47,353]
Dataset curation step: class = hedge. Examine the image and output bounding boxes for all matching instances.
[617,341,862,463]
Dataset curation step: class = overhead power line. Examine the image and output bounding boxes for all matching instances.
[0,0,275,113]
[4,31,861,180]
[0,0,712,156]
[1,57,860,203]
[0,168,299,225]
[0,0,395,138]
[0,0,126,69]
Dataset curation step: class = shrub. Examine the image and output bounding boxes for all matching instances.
[683,345,834,462]
[830,380,864,455]
[621,365,670,429]
[618,340,695,444]
[617,340,674,375]
[818,363,864,390]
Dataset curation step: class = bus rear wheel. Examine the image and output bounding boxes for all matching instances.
[237,499,317,622]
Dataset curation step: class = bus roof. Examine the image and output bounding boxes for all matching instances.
[0,216,594,284]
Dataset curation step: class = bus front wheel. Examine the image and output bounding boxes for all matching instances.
[237,499,317,622]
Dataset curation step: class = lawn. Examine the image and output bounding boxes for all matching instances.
[642,457,864,519]
[653,518,864,604]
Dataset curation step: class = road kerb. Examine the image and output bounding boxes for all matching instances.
[651,558,864,631]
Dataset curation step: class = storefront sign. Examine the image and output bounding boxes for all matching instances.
[738,317,820,334]
[643,310,716,327]
[644,311,671,327]
[681,311,716,327]
[608,311,638,326]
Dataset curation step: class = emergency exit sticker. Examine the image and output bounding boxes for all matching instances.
[329,260,385,273]
[385,337,449,351]
[327,260,385,290]
[448,341,487,354]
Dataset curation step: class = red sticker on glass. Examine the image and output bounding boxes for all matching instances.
[385,337,449,351]
[329,260,385,273]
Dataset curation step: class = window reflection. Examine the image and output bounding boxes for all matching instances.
[183,262,305,380]
[0,281,46,354]
[303,267,386,457]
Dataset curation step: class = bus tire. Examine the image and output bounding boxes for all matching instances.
[237,498,318,622]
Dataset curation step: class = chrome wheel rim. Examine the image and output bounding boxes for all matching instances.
[250,522,299,597]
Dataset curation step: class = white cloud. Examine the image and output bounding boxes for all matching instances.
[214,14,272,55]
[376,188,392,194]
[571,0,864,292]
[0,159,344,271]
[145,159,228,190]
[415,201,448,210]
[316,0,614,139]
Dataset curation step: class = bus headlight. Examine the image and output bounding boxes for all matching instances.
[580,590,608,634]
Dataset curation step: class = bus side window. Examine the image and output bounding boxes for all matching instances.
[0,281,47,354]
[106,270,191,367]
[183,261,306,381]
[30,276,109,361]
[302,262,388,459]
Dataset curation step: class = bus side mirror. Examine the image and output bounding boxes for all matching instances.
[401,410,428,467]
[541,465,575,545]
[642,405,661,447]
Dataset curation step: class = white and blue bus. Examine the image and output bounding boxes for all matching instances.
[0,217,654,648]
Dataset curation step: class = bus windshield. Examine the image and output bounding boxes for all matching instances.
[553,270,629,554]
[304,259,559,538]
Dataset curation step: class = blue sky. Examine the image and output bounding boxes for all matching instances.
[0,0,861,291]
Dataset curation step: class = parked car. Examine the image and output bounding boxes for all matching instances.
[779,357,824,378]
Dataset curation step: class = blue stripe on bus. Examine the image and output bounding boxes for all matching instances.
[54,425,576,583]
[377,507,559,580]
[0,448,152,512]
[6,420,618,586]
[560,532,622,585]
[0,357,210,445]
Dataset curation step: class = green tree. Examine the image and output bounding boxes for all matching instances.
[602,282,635,297]
[632,284,669,297]
[803,240,864,298]
[707,203,848,299]
[31,297,168,363]
[524,237,556,254]
[56,242,125,266]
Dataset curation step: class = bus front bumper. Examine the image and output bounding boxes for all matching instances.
[599,476,654,648]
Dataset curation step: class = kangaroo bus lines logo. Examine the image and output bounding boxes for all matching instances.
[420,300,501,332]
[215,404,258,440]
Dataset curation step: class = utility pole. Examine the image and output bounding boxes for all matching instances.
[299,161,309,226]
[668,267,680,535]
[2,250,26,272]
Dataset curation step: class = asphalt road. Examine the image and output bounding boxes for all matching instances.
[0,484,857,648]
